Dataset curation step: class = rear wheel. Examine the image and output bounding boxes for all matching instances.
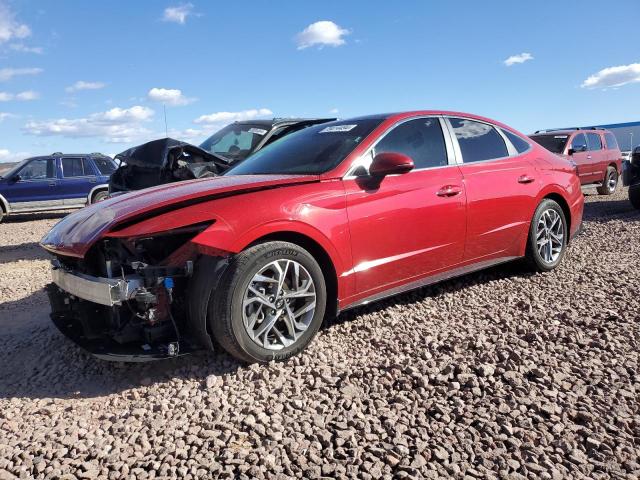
[630,184,640,210]
[596,166,618,195]
[209,241,327,363]
[525,199,568,272]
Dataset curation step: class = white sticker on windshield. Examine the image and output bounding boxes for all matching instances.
[248,128,268,136]
[319,124,357,133]
[554,135,568,138]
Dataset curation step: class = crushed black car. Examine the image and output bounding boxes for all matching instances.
[108,118,334,193]
[622,146,640,209]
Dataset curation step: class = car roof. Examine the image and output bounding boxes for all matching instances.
[531,128,611,136]
[232,118,336,128]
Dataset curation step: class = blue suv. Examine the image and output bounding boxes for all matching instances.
[0,153,116,222]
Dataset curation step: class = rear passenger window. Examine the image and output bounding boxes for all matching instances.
[449,118,508,163]
[586,133,602,151]
[62,158,86,177]
[502,129,530,154]
[374,117,448,169]
[604,132,619,150]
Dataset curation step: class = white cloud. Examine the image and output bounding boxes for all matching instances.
[66,80,106,93]
[0,149,31,164]
[0,67,43,81]
[0,90,39,101]
[147,87,195,106]
[0,112,16,121]
[581,63,640,89]
[0,3,31,44]
[8,43,42,54]
[163,4,194,24]
[503,52,533,66]
[295,21,349,50]
[23,105,155,143]
[194,108,273,125]
[329,108,339,114]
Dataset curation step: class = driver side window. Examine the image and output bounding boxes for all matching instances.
[18,158,55,180]
[570,133,587,151]
[352,117,448,176]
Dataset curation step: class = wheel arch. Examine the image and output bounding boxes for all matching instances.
[542,191,572,237]
[0,193,8,214]
[88,184,109,204]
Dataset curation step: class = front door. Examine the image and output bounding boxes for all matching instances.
[344,117,467,297]
[569,133,593,183]
[3,157,62,211]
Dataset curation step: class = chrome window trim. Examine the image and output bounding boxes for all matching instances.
[343,115,457,179]
[500,127,533,156]
[444,116,515,165]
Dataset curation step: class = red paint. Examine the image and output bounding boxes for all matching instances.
[41,111,584,311]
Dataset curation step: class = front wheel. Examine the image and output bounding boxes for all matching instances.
[630,184,640,210]
[209,241,327,363]
[525,199,568,272]
[596,166,618,195]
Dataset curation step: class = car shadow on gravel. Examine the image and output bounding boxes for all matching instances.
[0,242,51,264]
[326,260,534,329]
[0,261,533,400]
[582,198,640,223]
[1,211,70,223]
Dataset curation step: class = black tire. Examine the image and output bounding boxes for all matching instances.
[91,190,109,203]
[525,199,568,272]
[208,241,327,363]
[630,184,640,210]
[596,166,618,195]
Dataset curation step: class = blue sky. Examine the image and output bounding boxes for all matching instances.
[1,0,639,162]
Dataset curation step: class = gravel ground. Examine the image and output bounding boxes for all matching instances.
[0,189,638,479]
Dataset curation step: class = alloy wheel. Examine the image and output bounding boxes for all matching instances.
[608,171,618,193]
[242,259,317,350]
[536,209,564,264]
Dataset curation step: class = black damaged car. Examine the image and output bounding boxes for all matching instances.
[108,117,334,193]
[623,146,640,209]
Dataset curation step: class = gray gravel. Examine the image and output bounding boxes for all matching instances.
[1,189,639,479]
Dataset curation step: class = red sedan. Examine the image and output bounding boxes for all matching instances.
[41,111,584,363]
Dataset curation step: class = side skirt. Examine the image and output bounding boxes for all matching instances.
[340,256,519,313]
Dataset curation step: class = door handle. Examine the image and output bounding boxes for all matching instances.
[587,155,592,159]
[517,175,535,184]
[436,185,463,197]
[48,181,56,186]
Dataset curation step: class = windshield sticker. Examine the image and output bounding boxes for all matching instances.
[554,135,568,139]
[319,124,357,133]
[248,128,268,136]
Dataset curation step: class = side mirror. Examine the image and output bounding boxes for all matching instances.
[9,174,21,183]
[369,152,414,177]
[567,148,575,156]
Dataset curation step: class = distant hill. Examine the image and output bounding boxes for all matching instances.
[0,162,18,175]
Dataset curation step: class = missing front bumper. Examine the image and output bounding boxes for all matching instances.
[51,266,143,306]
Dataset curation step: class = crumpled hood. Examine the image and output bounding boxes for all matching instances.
[41,174,318,258]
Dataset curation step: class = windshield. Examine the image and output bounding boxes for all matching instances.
[225,119,383,175]
[0,158,31,178]
[529,134,569,154]
[199,123,270,162]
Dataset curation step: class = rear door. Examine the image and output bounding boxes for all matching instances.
[446,117,539,261]
[586,132,605,182]
[344,116,467,297]
[59,157,96,206]
[569,133,591,182]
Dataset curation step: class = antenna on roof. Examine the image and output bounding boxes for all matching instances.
[163,104,168,138]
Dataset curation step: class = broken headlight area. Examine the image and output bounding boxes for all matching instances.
[47,223,213,360]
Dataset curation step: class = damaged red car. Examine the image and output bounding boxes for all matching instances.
[42,111,584,363]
